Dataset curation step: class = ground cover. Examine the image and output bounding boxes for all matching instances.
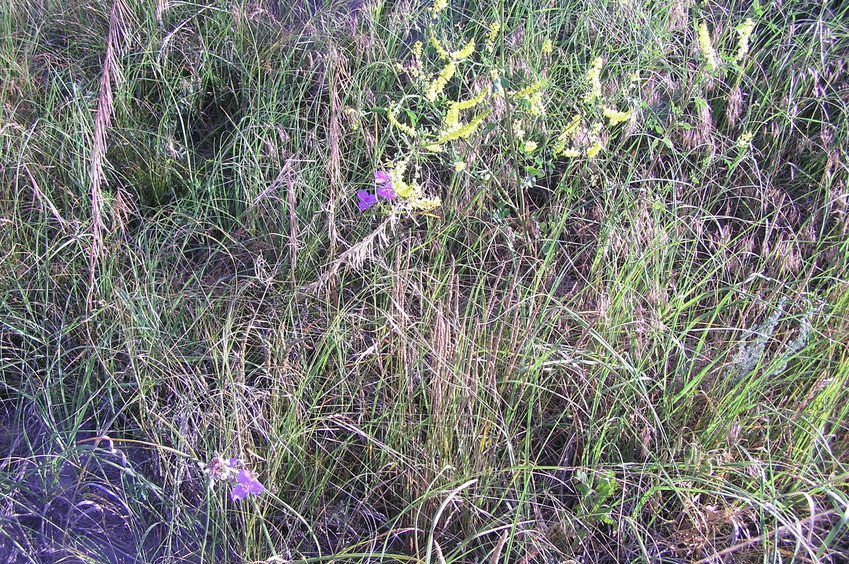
[1,0,848,562]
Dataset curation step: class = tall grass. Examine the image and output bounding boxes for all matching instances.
[1,0,847,562]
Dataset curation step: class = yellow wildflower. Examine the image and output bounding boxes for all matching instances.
[451,38,475,61]
[454,161,466,172]
[584,57,603,102]
[512,120,526,141]
[736,131,754,148]
[560,148,581,158]
[511,80,543,100]
[522,140,538,153]
[587,142,602,158]
[542,38,553,54]
[734,18,755,61]
[427,60,456,102]
[444,87,490,130]
[387,106,417,137]
[409,195,442,211]
[527,91,545,116]
[486,22,501,53]
[698,22,720,71]
[431,0,448,17]
[429,29,450,60]
[436,110,491,143]
[453,86,490,111]
[389,161,418,199]
[602,106,632,126]
[564,114,581,136]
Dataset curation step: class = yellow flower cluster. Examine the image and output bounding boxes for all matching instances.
[387,105,417,137]
[584,57,604,102]
[426,34,476,102]
[542,38,553,54]
[388,161,442,211]
[426,60,456,102]
[734,18,756,61]
[602,106,631,126]
[553,114,581,157]
[431,0,448,17]
[444,86,490,130]
[698,22,720,71]
[486,22,501,53]
[429,29,450,60]
[451,38,475,61]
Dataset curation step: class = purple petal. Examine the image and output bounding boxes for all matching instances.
[226,457,241,468]
[246,479,265,495]
[236,470,253,485]
[357,190,378,211]
[374,170,391,185]
[230,484,249,501]
[376,185,396,199]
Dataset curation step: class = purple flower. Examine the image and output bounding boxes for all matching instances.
[374,170,391,185]
[226,457,242,468]
[376,185,396,199]
[230,469,265,501]
[357,190,378,211]
[375,170,396,199]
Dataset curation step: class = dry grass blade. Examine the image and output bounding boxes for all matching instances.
[692,508,844,564]
[88,0,133,299]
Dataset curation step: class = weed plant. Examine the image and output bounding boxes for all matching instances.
[1,0,848,562]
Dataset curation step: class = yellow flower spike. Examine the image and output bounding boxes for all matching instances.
[436,110,492,143]
[698,22,720,71]
[410,195,442,211]
[560,148,581,158]
[603,106,632,126]
[542,38,553,54]
[429,29,450,60]
[734,18,756,62]
[486,22,501,53]
[564,114,581,136]
[389,162,419,199]
[587,142,602,158]
[431,0,448,17]
[512,120,526,141]
[426,60,456,102]
[451,38,475,61]
[387,106,417,137]
[511,80,543,100]
[454,161,466,172]
[454,86,490,110]
[584,57,604,102]
[527,91,546,116]
[522,140,538,153]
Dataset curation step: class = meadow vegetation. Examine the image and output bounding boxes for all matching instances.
[1,0,848,561]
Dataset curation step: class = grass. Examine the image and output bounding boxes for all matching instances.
[1,0,848,562]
